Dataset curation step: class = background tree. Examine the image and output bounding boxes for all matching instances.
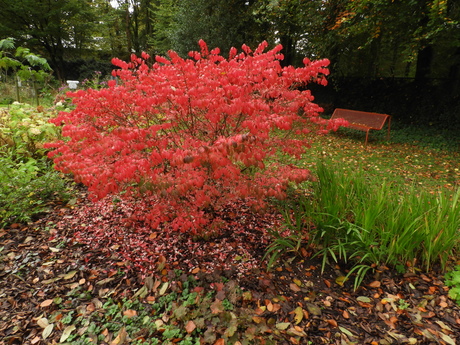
[0,0,99,80]
[0,37,52,103]
[170,0,266,57]
[323,0,460,79]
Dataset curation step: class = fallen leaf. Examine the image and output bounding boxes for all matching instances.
[434,321,452,331]
[276,322,291,330]
[356,296,371,303]
[60,325,76,342]
[254,306,266,315]
[339,326,354,338]
[185,320,196,334]
[368,281,381,288]
[335,276,347,286]
[439,332,456,345]
[293,307,303,324]
[123,309,137,318]
[37,318,49,328]
[110,327,127,345]
[210,299,224,314]
[96,277,116,285]
[287,327,307,337]
[326,319,338,327]
[252,316,265,324]
[305,303,322,316]
[289,283,301,292]
[40,299,54,308]
[266,300,274,311]
[42,324,54,339]
[63,270,78,280]
[293,278,302,287]
[159,282,169,296]
[214,339,225,345]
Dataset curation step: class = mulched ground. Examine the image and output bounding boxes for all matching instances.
[1,189,460,345]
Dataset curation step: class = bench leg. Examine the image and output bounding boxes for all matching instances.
[365,130,369,146]
[386,117,391,141]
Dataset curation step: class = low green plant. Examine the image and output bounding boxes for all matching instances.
[267,158,460,288]
[0,103,69,226]
[0,156,69,226]
[445,265,460,305]
[55,274,277,344]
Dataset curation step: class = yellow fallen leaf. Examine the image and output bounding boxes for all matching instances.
[60,325,76,343]
[42,324,54,339]
[275,322,291,330]
[293,278,302,287]
[110,327,127,345]
[294,306,303,324]
[335,276,348,286]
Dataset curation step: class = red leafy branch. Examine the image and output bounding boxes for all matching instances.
[46,40,344,235]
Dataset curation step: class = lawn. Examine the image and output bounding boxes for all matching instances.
[1,108,459,344]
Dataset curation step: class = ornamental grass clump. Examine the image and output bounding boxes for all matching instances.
[45,41,345,236]
[270,159,460,285]
[311,161,460,271]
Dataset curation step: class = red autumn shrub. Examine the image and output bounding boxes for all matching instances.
[46,40,345,235]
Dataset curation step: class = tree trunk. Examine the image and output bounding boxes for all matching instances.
[279,35,295,67]
[415,45,433,80]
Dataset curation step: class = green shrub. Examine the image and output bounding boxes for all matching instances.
[0,155,69,226]
[0,103,69,226]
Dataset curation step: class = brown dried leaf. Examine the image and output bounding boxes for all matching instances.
[185,320,196,334]
[326,319,338,328]
[252,316,265,324]
[210,299,224,314]
[368,281,381,288]
[289,283,301,292]
[123,309,137,318]
[40,299,53,308]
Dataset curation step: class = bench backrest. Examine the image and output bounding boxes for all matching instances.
[331,108,390,130]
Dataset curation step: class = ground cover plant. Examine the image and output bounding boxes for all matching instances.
[0,103,70,226]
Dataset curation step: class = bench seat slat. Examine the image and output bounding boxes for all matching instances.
[330,108,391,145]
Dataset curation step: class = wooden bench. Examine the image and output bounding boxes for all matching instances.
[330,108,391,145]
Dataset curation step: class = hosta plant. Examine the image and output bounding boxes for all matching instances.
[46,40,345,235]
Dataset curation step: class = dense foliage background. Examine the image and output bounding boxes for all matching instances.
[0,0,459,125]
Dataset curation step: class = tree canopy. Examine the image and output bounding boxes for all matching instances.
[0,0,458,81]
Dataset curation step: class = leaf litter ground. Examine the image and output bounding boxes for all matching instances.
[1,135,460,345]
